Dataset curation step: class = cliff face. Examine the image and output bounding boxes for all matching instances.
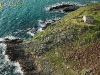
[5,3,100,75]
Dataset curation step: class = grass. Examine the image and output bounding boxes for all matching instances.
[25,3,100,75]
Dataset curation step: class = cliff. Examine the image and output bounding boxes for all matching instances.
[6,3,100,75]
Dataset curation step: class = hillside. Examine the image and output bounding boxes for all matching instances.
[23,3,100,75]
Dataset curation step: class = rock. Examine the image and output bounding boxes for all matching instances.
[63,7,77,12]
[4,39,42,75]
[42,19,57,30]
[49,4,73,11]
[48,3,79,12]
[42,23,51,30]
[5,38,23,44]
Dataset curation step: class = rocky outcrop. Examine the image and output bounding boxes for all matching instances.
[63,6,79,12]
[49,4,73,11]
[3,38,42,75]
[48,3,79,12]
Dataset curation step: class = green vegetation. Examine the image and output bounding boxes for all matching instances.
[24,3,100,75]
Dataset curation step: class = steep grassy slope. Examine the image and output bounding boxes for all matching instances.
[24,3,100,75]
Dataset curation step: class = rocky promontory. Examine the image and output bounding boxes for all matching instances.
[2,38,42,75]
[1,2,100,75]
[24,3,100,75]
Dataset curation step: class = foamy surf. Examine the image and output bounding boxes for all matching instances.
[4,36,20,40]
[91,1,98,3]
[12,62,24,75]
[27,31,35,36]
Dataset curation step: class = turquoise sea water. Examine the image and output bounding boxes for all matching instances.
[0,0,99,38]
[0,0,100,75]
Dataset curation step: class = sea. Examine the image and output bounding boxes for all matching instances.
[0,0,100,75]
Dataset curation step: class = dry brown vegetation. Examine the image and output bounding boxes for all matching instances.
[60,43,100,75]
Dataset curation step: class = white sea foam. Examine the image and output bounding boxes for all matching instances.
[0,38,5,42]
[38,19,44,23]
[0,43,6,55]
[91,1,98,3]
[27,27,35,36]
[2,50,5,55]
[27,31,35,36]
[12,61,24,75]
[38,19,53,28]
[37,28,43,32]
[38,19,45,27]
[45,19,53,23]
[4,35,18,40]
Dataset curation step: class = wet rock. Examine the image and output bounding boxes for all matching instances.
[42,23,51,30]
[42,20,55,30]
[5,38,23,44]
[3,39,42,75]
[49,4,74,11]
[63,6,78,12]
[48,3,79,12]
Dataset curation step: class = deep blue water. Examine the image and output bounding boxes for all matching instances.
[0,0,100,75]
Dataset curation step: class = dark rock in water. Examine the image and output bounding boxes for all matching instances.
[42,19,58,30]
[5,38,23,44]
[63,6,79,12]
[5,38,10,40]
[49,4,73,11]
[42,23,52,30]
[48,3,79,12]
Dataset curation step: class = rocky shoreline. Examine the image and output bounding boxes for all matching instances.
[1,38,42,75]
[42,3,80,30]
